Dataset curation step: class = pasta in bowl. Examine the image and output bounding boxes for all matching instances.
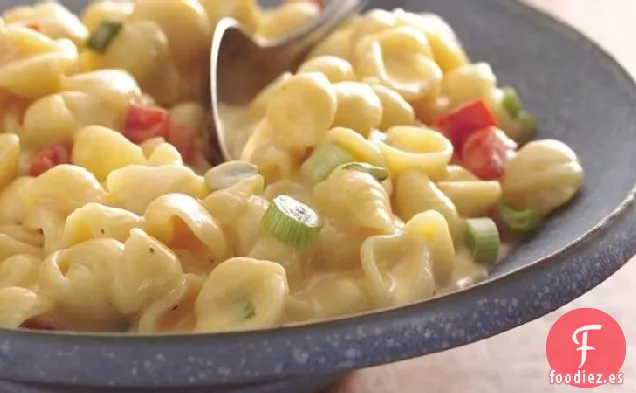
[0,0,587,334]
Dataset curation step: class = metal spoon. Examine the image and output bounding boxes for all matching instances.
[208,0,366,163]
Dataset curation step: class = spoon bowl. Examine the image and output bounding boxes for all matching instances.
[209,0,366,162]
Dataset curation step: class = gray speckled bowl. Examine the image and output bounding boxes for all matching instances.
[1,0,636,392]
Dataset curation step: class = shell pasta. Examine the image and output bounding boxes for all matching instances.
[0,2,583,332]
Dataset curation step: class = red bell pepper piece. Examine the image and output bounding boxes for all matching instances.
[461,127,518,180]
[122,104,170,144]
[22,22,43,32]
[167,125,197,164]
[20,317,58,331]
[437,99,498,153]
[30,142,73,177]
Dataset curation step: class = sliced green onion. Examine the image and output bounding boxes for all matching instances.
[204,161,260,191]
[498,201,543,233]
[340,162,389,182]
[501,86,522,118]
[262,195,323,249]
[87,21,122,53]
[300,143,354,184]
[238,300,256,320]
[518,110,537,134]
[466,218,499,265]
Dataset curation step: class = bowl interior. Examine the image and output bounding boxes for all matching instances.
[131,0,631,271]
[1,0,632,277]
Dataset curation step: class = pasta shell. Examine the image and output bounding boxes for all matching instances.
[324,127,386,166]
[39,239,125,331]
[437,180,502,217]
[0,287,50,329]
[201,0,260,34]
[23,91,123,149]
[286,271,372,323]
[1,24,60,62]
[502,140,584,214]
[60,202,145,247]
[195,257,289,332]
[249,236,307,291]
[0,233,43,262]
[361,233,435,307]
[61,70,143,113]
[0,223,44,247]
[0,177,34,224]
[442,63,496,108]
[314,167,394,235]
[23,206,66,254]
[202,176,268,256]
[405,210,456,286]
[135,274,203,333]
[112,229,183,315]
[81,1,134,33]
[258,2,319,39]
[307,24,355,62]
[313,218,367,271]
[0,133,20,190]
[394,170,461,239]
[144,194,231,268]
[20,165,106,216]
[4,2,87,44]
[130,0,212,72]
[106,165,205,214]
[0,52,75,99]
[266,72,337,153]
[298,56,356,84]
[332,82,383,136]
[353,27,441,101]
[0,254,40,290]
[100,21,181,106]
[370,126,452,177]
[73,126,147,181]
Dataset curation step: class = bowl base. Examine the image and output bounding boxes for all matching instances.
[0,374,343,393]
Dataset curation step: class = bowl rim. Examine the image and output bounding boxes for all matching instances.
[1,0,636,387]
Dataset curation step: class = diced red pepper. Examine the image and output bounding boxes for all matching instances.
[450,151,463,166]
[22,22,42,32]
[461,127,517,180]
[30,142,72,177]
[123,104,170,144]
[437,99,498,153]
[167,125,197,164]
[20,317,58,331]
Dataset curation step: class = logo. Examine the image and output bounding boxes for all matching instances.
[546,308,626,388]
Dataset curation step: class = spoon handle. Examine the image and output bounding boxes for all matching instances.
[267,0,367,53]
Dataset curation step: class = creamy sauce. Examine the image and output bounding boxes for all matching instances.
[439,242,512,294]
[219,104,260,160]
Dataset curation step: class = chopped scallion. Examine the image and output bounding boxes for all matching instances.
[300,144,354,184]
[87,21,122,53]
[501,86,522,118]
[466,218,499,265]
[518,111,537,134]
[239,300,256,320]
[340,162,389,182]
[204,161,260,191]
[498,201,543,233]
[262,195,323,249]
